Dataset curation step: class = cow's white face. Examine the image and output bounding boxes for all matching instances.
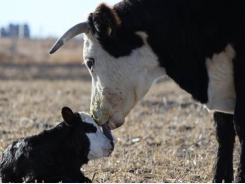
[48,4,166,130]
[83,32,166,129]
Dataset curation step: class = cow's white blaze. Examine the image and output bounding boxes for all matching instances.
[83,31,166,129]
[79,112,113,160]
[205,44,236,114]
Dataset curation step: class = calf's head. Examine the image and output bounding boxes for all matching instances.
[62,107,114,159]
[50,4,165,129]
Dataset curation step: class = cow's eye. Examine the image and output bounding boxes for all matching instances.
[87,58,94,71]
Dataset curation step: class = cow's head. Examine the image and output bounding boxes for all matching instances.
[50,3,165,129]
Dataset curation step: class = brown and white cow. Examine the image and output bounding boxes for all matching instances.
[50,0,245,182]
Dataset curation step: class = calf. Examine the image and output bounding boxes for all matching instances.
[0,107,114,183]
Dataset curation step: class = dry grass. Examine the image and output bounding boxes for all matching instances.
[0,39,241,182]
[0,38,83,64]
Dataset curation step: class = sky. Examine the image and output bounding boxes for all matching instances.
[0,0,120,38]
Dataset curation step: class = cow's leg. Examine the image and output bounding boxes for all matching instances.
[233,41,245,182]
[234,104,245,183]
[213,112,235,183]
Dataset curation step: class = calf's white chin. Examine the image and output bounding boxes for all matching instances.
[78,112,113,160]
[86,131,113,160]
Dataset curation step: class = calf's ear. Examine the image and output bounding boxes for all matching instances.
[61,107,74,126]
[93,3,121,36]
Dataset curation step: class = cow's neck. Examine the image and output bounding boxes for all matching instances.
[112,1,231,104]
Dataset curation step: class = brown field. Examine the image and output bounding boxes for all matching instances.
[0,38,241,182]
[0,38,83,64]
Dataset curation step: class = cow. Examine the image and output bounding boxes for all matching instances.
[50,0,245,182]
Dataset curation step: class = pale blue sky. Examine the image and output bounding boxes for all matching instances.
[0,0,120,38]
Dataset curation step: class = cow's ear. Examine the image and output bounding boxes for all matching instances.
[93,3,121,36]
[61,107,74,126]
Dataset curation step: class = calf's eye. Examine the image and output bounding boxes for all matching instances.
[84,124,97,133]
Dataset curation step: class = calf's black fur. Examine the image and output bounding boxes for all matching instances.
[0,107,96,183]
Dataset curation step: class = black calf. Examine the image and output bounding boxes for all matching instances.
[0,107,101,183]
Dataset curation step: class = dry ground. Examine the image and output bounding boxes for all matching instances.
[0,39,241,182]
[0,38,83,64]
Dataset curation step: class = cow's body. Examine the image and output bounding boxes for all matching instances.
[92,0,243,112]
[50,0,245,182]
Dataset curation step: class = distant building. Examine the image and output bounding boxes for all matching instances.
[0,23,30,38]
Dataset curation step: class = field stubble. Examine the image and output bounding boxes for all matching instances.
[0,63,241,183]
